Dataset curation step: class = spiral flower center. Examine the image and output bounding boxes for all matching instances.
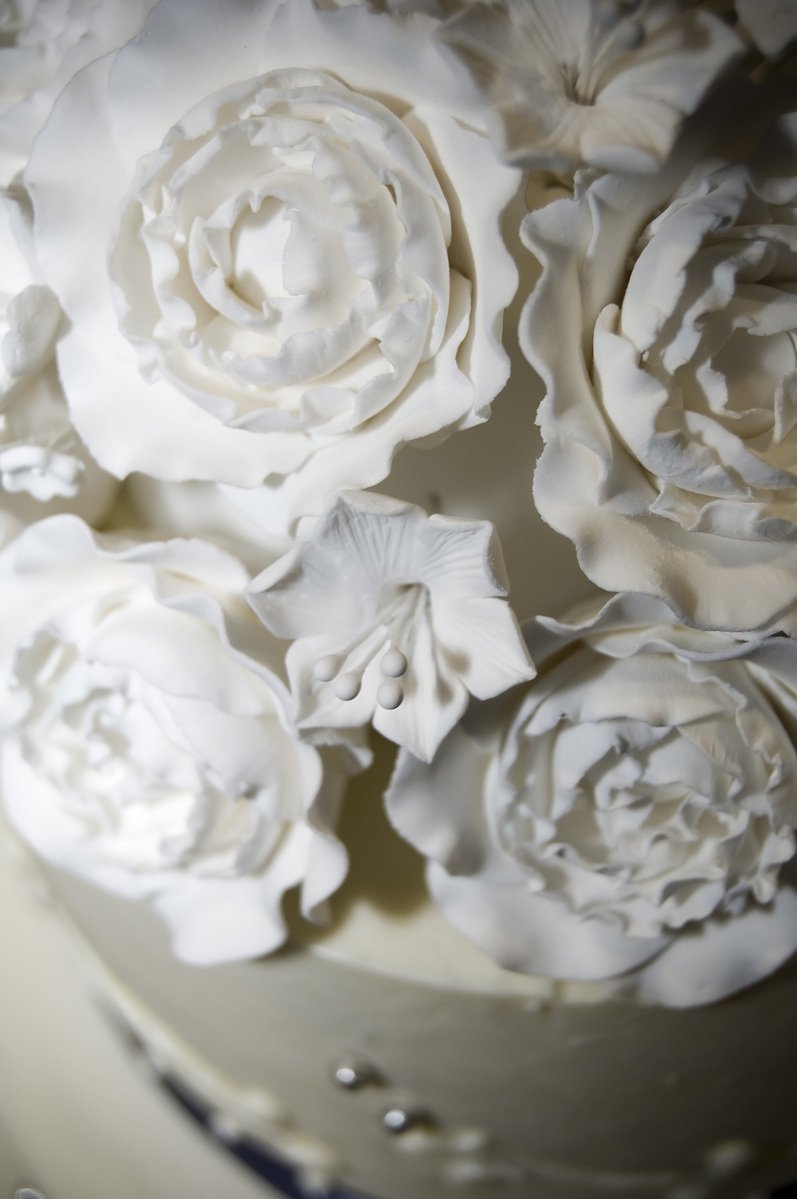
[111,67,451,433]
[231,196,293,309]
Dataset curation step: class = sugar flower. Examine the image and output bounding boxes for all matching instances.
[248,491,534,762]
[438,0,742,173]
[522,97,797,634]
[25,0,518,533]
[387,593,797,1007]
[0,515,362,965]
[0,0,155,186]
[0,186,115,522]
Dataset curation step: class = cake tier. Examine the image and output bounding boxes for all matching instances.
[6,775,797,1199]
[0,825,276,1199]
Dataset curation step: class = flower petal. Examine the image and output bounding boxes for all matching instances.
[432,595,534,699]
[634,878,797,1007]
[427,861,668,980]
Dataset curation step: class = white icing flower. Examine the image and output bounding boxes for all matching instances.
[386,593,797,1007]
[438,0,742,172]
[0,187,115,521]
[0,0,155,186]
[522,100,797,634]
[25,0,518,534]
[0,515,361,965]
[248,491,535,762]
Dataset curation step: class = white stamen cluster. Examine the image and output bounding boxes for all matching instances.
[314,645,409,710]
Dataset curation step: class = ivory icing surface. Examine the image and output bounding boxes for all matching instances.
[19,783,797,1199]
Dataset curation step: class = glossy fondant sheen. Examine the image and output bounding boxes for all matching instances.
[2,2,797,1198]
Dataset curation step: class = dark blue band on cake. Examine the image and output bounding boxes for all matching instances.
[159,1065,797,1199]
[160,1072,374,1199]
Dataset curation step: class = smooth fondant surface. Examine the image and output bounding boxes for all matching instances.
[20,781,797,1199]
[0,826,280,1199]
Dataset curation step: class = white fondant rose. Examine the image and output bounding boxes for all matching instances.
[438,0,741,172]
[0,0,155,186]
[387,594,797,1007]
[0,516,360,965]
[522,100,797,634]
[0,187,115,522]
[26,0,518,533]
[248,491,534,762]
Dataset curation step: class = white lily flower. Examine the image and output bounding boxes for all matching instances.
[248,491,535,762]
[438,0,742,173]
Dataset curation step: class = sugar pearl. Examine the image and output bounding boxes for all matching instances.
[377,680,404,710]
[314,655,339,682]
[382,1107,435,1135]
[334,672,361,701]
[381,648,408,678]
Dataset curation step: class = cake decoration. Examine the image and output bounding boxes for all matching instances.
[23,0,519,531]
[1,0,796,1001]
[0,514,363,964]
[3,6,797,1193]
[248,490,535,761]
[380,1106,437,1135]
[0,0,157,187]
[387,591,797,1005]
[437,0,743,172]
[0,188,115,522]
[522,93,797,634]
[332,1060,384,1091]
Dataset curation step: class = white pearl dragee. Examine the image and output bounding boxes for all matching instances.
[376,680,404,711]
[381,648,408,678]
[333,672,361,702]
[382,1107,436,1135]
[313,655,339,683]
[332,1060,382,1091]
